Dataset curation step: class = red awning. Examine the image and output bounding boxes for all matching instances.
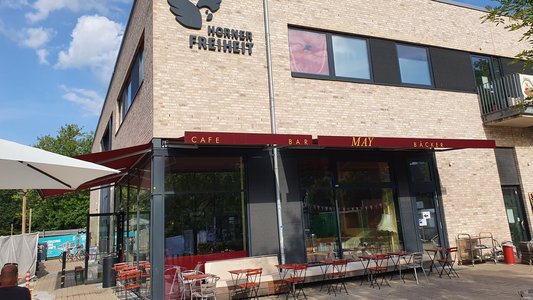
[40,143,151,198]
[184,131,313,146]
[317,135,496,149]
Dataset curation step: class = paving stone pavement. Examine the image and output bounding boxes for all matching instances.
[265,263,533,300]
[31,259,118,300]
[30,259,532,299]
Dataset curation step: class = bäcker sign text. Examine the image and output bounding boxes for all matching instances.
[189,26,254,55]
[413,140,445,148]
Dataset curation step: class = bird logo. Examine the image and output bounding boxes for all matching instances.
[168,0,222,30]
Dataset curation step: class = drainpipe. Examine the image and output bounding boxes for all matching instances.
[263,0,285,264]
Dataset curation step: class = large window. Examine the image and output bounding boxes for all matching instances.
[396,44,432,86]
[301,157,402,263]
[288,28,372,81]
[332,35,371,80]
[119,48,144,124]
[164,156,246,271]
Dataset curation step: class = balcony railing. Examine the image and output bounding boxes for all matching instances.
[477,73,533,127]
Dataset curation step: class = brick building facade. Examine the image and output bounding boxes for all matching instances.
[87,1,533,298]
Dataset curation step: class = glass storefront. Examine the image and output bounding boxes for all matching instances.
[164,156,247,271]
[301,156,404,263]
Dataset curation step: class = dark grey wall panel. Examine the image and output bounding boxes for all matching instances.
[369,38,401,85]
[246,151,279,256]
[495,148,520,186]
[279,153,306,263]
[430,47,476,92]
[500,58,533,76]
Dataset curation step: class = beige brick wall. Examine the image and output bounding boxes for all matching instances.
[92,0,153,153]
[152,0,271,138]
[435,149,511,246]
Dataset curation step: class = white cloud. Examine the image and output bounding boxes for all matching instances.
[25,0,108,23]
[21,27,53,49]
[0,0,29,9]
[56,15,123,83]
[60,85,103,116]
[36,49,48,64]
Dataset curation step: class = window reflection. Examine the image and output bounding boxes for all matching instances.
[164,157,246,271]
[301,157,402,263]
[397,44,432,86]
[332,35,371,80]
[288,29,329,75]
[337,188,400,260]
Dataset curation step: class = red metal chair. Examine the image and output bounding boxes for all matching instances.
[438,247,459,278]
[121,269,142,299]
[283,264,307,300]
[367,254,390,289]
[326,259,348,296]
[238,268,262,299]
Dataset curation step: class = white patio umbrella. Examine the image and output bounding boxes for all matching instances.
[0,138,119,189]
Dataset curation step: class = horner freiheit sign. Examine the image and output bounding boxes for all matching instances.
[168,0,254,55]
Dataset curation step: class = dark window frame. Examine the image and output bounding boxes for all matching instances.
[289,27,373,84]
[395,43,434,88]
[118,45,145,127]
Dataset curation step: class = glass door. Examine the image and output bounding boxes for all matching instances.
[85,212,123,283]
[502,186,531,247]
[408,160,444,250]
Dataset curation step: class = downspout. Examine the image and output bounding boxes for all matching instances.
[263,0,285,264]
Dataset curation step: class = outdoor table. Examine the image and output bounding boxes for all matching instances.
[182,272,212,299]
[315,259,333,291]
[359,255,375,286]
[275,264,298,294]
[425,248,446,275]
[388,251,413,282]
[228,269,253,298]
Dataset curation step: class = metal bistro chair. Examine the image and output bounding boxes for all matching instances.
[238,268,262,299]
[402,252,428,284]
[326,259,348,296]
[283,264,307,300]
[191,274,220,300]
[438,247,459,279]
[367,254,390,289]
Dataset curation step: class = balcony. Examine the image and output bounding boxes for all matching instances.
[478,73,533,127]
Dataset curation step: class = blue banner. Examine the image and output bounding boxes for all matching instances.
[39,234,86,258]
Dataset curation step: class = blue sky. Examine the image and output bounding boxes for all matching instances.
[0,0,132,146]
[0,0,496,146]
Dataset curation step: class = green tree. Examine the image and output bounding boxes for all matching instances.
[29,124,94,232]
[483,1,533,64]
[0,190,21,236]
[0,124,94,234]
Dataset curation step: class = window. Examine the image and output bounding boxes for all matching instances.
[118,48,144,124]
[471,55,494,87]
[332,35,371,80]
[100,116,112,151]
[288,28,329,76]
[396,44,432,86]
[164,156,247,271]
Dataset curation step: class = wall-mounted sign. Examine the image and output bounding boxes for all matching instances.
[168,0,254,55]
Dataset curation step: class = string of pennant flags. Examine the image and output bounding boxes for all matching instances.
[310,201,384,212]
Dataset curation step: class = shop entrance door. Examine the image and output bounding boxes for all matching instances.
[84,212,124,283]
[408,159,445,250]
[502,186,531,248]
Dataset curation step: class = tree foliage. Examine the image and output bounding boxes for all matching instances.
[483,1,533,64]
[0,124,94,235]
